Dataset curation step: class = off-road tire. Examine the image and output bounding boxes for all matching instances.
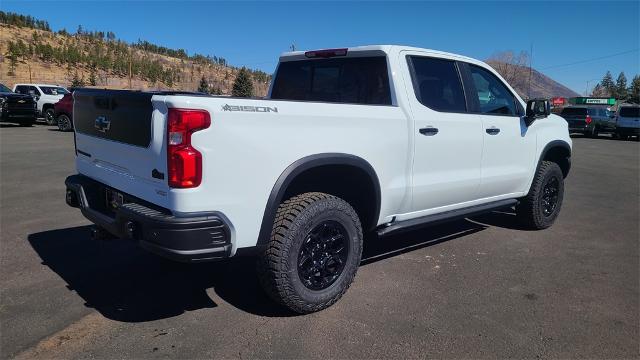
[57,114,73,132]
[44,108,56,125]
[516,161,564,230]
[257,192,363,314]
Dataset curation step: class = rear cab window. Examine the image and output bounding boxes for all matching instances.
[270,56,392,105]
[561,108,588,116]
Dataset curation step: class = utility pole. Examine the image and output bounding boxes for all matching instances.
[128,50,132,89]
[585,78,599,96]
[528,42,533,100]
[28,62,32,83]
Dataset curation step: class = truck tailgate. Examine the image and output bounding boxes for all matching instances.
[73,89,169,208]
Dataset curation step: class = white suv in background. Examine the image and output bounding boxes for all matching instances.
[12,84,69,125]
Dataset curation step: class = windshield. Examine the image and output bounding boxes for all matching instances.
[40,86,69,95]
[561,108,587,116]
[0,84,13,93]
[619,107,640,118]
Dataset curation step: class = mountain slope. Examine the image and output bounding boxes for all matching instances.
[486,60,579,99]
[0,22,270,95]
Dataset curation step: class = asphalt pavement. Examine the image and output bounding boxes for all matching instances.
[0,124,638,359]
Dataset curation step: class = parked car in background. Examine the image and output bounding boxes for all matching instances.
[615,104,640,140]
[0,83,37,126]
[12,84,69,125]
[560,106,616,137]
[54,90,74,132]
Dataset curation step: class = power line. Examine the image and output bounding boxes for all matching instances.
[540,48,639,70]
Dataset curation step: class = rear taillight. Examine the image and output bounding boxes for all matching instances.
[585,115,592,124]
[167,108,211,188]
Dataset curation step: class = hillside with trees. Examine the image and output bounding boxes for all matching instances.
[0,11,270,95]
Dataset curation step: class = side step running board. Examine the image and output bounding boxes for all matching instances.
[377,199,518,237]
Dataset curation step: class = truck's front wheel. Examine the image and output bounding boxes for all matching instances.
[516,161,564,229]
[257,192,363,313]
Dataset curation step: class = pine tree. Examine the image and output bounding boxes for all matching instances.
[197,75,209,93]
[600,71,616,97]
[615,72,628,100]
[232,67,254,97]
[88,66,97,86]
[70,71,85,87]
[629,75,640,104]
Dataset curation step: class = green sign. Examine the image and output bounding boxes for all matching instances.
[571,97,616,105]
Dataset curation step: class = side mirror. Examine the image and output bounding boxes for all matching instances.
[525,98,551,126]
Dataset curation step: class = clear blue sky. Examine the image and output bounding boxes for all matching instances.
[4,1,639,94]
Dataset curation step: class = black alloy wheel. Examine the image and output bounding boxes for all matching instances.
[257,192,363,313]
[297,220,349,291]
[45,108,56,125]
[58,114,73,131]
[540,176,559,217]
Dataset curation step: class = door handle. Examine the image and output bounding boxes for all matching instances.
[485,127,500,135]
[419,127,439,136]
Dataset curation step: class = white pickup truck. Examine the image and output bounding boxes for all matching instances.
[65,45,571,313]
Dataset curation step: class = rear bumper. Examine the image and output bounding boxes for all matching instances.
[568,123,591,133]
[616,127,640,136]
[65,174,233,262]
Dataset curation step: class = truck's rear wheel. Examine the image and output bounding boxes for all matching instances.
[257,192,363,313]
[516,161,564,230]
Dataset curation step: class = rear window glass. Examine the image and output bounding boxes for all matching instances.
[270,56,392,105]
[561,108,587,116]
[620,107,640,117]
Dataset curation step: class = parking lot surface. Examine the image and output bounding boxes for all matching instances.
[1,124,638,359]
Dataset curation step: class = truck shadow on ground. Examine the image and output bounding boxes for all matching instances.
[28,212,516,321]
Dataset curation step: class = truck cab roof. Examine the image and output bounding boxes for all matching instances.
[279,45,483,66]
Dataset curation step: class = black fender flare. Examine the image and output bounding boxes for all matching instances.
[256,153,381,247]
[537,140,572,177]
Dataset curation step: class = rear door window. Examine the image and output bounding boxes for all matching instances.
[271,56,391,105]
[406,56,466,112]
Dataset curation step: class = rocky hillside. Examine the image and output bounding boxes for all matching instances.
[486,60,579,99]
[0,20,270,95]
